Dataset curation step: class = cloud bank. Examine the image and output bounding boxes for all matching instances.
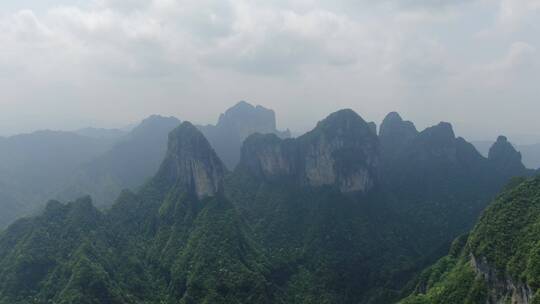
[0,0,539,143]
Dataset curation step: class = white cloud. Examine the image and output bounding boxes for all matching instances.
[201,7,370,74]
[0,0,472,80]
[494,41,537,70]
[0,0,539,142]
[498,0,540,29]
[473,41,538,88]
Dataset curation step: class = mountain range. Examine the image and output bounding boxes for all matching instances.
[0,106,534,303]
[60,101,290,207]
[0,102,291,228]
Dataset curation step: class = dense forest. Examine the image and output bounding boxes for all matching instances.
[0,106,535,303]
[401,176,540,303]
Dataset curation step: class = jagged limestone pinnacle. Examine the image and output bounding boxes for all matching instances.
[155,121,226,200]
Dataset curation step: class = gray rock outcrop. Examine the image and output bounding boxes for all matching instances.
[156,121,226,199]
[471,254,533,304]
[240,109,379,193]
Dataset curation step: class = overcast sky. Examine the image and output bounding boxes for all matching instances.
[0,0,539,143]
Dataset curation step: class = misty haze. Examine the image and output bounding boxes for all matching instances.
[0,1,539,304]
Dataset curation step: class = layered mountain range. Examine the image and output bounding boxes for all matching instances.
[0,131,115,228]
[59,115,182,207]
[0,101,289,228]
[61,101,290,208]
[0,107,534,303]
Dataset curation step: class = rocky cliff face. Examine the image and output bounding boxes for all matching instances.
[471,254,533,304]
[240,109,379,193]
[240,133,295,179]
[155,122,226,199]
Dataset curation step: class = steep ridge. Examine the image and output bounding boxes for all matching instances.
[240,109,379,193]
[153,122,226,199]
[379,113,489,197]
[63,102,291,206]
[0,102,289,228]
[401,176,540,304]
[227,110,532,303]
[378,113,533,241]
[128,122,271,304]
[199,101,290,169]
[378,112,494,242]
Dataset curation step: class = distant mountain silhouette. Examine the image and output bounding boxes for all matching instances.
[198,101,290,169]
[59,115,181,207]
[0,102,292,228]
[0,130,114,227]
[473,139,540,169]
[74,127,128,140]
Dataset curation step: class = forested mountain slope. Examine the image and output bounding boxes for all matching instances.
[0,110,532,304]
[0,121,272,304]
[401,176,540,304]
